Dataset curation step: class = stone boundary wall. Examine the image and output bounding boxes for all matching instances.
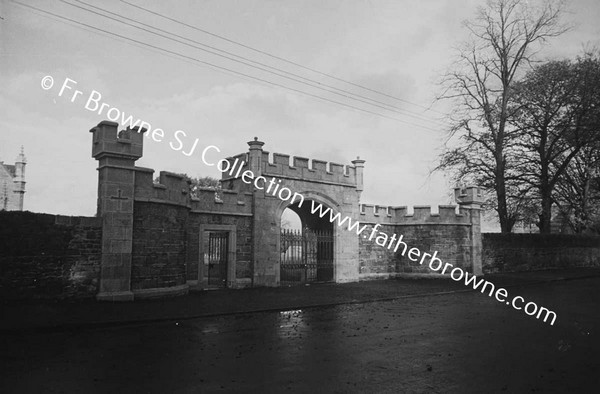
[0,211,101,300]
[134,166,253,215]
[358,205,477,279]
[482,233,600,273]
[132,202,188,291]
[131,163,254,292]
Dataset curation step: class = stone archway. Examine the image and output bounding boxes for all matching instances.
[279,197,335,285]
[221,138,365,287]
[281,207,302,231]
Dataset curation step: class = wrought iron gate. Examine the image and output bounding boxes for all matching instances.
[280,228,333,285]
[206,231,228,287]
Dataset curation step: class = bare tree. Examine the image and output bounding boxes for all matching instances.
[554,143,600,233]
[437,0,568,232]
[511,55,600,233]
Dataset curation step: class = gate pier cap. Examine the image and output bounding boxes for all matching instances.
[247,137,265,176]
[351,156,365,192]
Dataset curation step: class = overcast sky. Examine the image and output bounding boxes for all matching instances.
[1,0,599,230]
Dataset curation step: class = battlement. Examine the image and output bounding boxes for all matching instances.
[220,139,364,190]
[358,186,484,225]
[260,151,357,185]
[359,204,472,225]
[134,167,190,206]
[221,149,358,185]
[133,166,252,214]
[90,120,147,162]
[220,153,250,180]
[454,186,485,206]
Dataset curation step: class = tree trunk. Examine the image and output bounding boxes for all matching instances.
[538,193,553,233]
[495,150,513,233]
[495,107,513,233]
[538,160,553,234]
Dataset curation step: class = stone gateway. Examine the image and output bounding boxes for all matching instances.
[87,120,483,301]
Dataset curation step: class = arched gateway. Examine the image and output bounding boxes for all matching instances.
[220,138,365,287]
[89,121,481,302]
[90,121,365,300]
[279,199,335,285]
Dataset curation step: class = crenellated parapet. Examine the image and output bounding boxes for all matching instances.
[359,187,483,276]
[454,186,485,208]
[261,151,357,186]
[133,166,252,214]
[134,167,191,207]
[220,153,250,181]
[90,120,146,163]
[221,138,362,189]
[359,204,472,225]
[358,186,484,226]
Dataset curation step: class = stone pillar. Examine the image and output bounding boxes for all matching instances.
[351,157,365,192]
[247,137,264,176]
[90,121,146,301]
[455,186,484,275]
[13,146,26,211]
[246,137,268,286]
[336,157,365,283]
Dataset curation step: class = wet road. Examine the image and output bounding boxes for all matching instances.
[2,278,599,393]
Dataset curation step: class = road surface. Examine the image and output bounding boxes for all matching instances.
[2,277,599,393]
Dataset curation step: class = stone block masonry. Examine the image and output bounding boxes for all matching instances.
[0,211,101,300]
[132,202,188,290]
[358,187,484,279]
[11,115,598,310]
[91,122,144,301]
[359,222,473,277]
[88,120,485,298]
[90,121,256,300]
[483,233,600,273]
[0,120,485,301]
[221,138,365,287]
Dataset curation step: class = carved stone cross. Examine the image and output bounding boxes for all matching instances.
[110,189,129,210]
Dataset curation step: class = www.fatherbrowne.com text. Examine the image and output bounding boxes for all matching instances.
[195,152,558,326]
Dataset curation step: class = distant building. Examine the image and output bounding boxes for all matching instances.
[0,147,26,211]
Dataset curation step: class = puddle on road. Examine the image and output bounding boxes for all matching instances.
[277,309,306,336]
[201,323,221,334]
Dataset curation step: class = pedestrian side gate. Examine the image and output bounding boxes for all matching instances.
[206,231,228,288]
